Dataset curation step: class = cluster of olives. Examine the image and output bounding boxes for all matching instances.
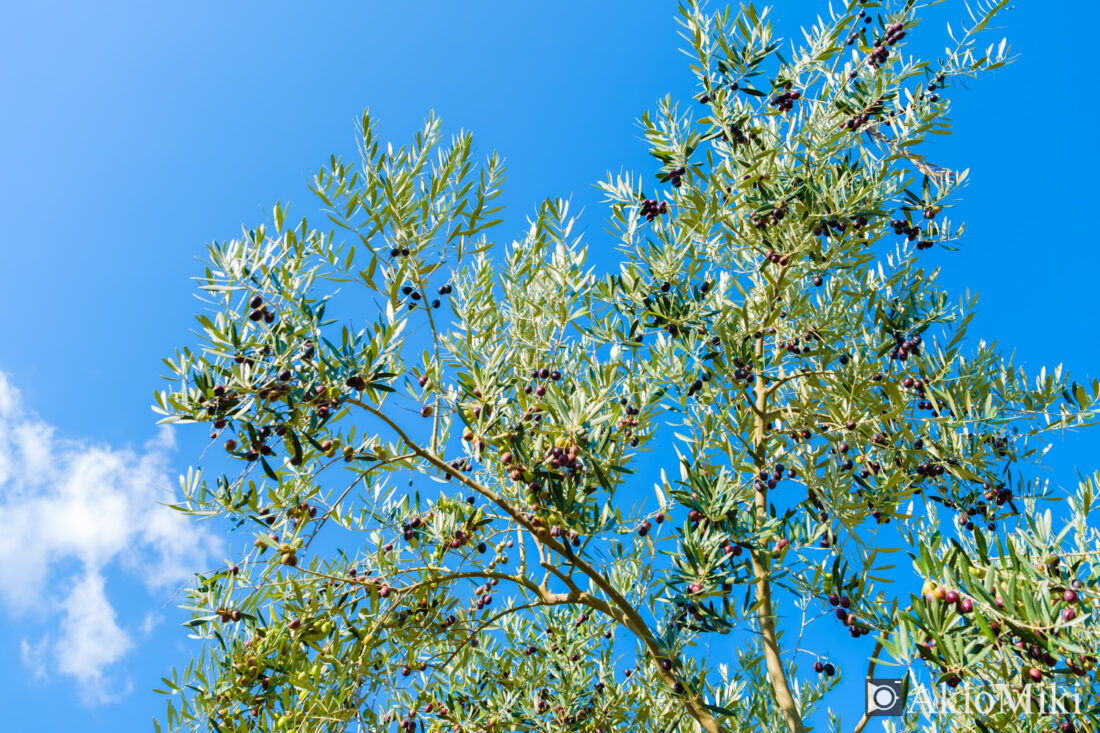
[729,357,756,385]
[762,248,790,265]
[640,198,668,222]
[810,217,853,238]
[225,422,281,462]
[523,365,561,397]
[215,607,244,623]
[769,88,801,112]
[863,22,906,70]
[400,281,452,311]
[901,375,934,413]
[828,593,874,639]
[841,110,875,131]
[920,72,947,103]
[982,481,1014,507]
[752,205,788,230]
[637,511,665,537]
[471,577,499,611]
[719,536,743,557]
[722,120,751,146]
[400,512,432,541]
[778,334,817,357]
[754,463,796,492]
[844,7,873,45]
[889,217,921,241]
[888,331,922,362]
[246,294,278,325]
[618,397,642,446]
[686,373,710,398]
[302,383,339,421]
[286,501,316,530]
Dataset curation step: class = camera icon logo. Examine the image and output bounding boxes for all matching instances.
[866,678,907,716]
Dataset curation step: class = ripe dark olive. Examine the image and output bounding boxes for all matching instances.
[823,663,835,677]
[249,295,263,309]
[813,661,824,673]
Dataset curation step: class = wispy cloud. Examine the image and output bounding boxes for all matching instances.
[55,571,135,704]
[0,371,219,704]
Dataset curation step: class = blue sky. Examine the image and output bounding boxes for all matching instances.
[1,1,1098,731]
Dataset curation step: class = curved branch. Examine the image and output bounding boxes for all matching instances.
[347,396,725,733]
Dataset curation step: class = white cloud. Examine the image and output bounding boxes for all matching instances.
[21,635,50,679]
[140,612,164,636]
[0,371,220,704]
[55,571,135,705]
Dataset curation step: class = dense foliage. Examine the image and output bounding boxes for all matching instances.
[155,2,1100,732]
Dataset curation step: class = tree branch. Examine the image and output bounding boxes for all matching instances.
[752,317,805,733]
[348,396,726,733]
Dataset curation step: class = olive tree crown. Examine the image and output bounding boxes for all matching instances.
[155,2,1100,732]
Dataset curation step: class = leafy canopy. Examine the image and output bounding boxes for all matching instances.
[155,2,1100,732]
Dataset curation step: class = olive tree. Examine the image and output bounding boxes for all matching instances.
[154,2,1100,732]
